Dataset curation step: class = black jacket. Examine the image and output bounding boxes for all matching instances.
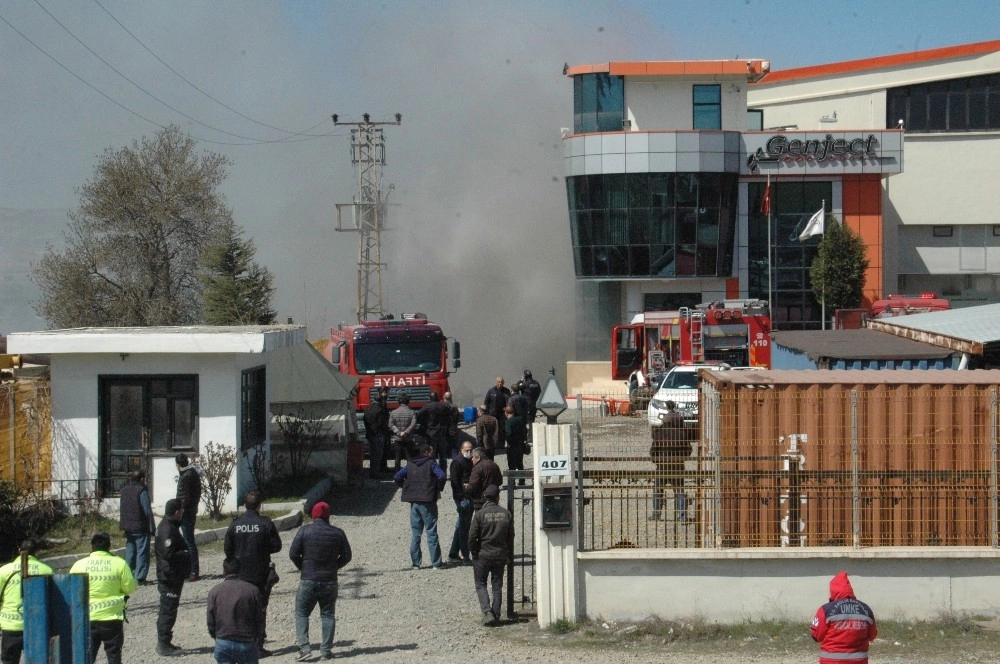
[176,466,202,518]
[419,400,452,442]
[288,520,352,582]
[224,510,282,588]
[449,454,473,499]
[155,516,191,589]
[363,400,391,440]
[469,501,514,562]
[206,575,262,642]
[394,456,446,503]
[483,386,510,420]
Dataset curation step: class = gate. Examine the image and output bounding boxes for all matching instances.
[504,469,535,619]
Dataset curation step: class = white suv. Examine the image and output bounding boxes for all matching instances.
[647,363,730,427]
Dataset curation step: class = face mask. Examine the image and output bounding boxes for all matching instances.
[462,451,472,459]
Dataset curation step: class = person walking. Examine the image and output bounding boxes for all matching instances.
[175,453,203,581]
[362,389,391,478]
[155,498,191,656]
[118,469,155,584]
[388,393,418,471]
[0,539,53,664]
[466,447,503,511]
[393,443,447,569]
[503,404,527,485]
[649,400,691,521]
[69,532,137,664]
[811,571,877,664]
[483,377,510,448]
[206,557,262,664]
[447,440,474,564]
[474,405,499,459]
[288,501,352,661]
[224,490,282,658]
[468,485,514,626]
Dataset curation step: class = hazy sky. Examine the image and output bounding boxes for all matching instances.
[1,0,996,398]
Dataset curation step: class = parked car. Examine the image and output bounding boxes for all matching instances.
[647,362,730,426]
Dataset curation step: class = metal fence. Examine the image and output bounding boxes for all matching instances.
[574,382,1000,550]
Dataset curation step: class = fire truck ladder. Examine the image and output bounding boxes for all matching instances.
[684,308,705,362]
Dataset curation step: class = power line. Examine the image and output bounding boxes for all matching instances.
[0,10,338,147]
[91,0,329,139]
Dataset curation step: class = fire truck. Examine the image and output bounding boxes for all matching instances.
[611,299,771,380]
[323,313,460,412]
[834,293,950,329]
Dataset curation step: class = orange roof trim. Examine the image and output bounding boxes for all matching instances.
[758,39,1000,85]
[565,60,769,79]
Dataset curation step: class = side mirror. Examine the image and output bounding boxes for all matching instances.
[451,340,461,370]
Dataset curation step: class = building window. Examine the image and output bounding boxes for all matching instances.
[99,375,198,494]
[573,73,625,134]
[747,109,763,131]
[693,84,721,130]
[887,73,1000,132]
[933,226,954,237]
[993,226,1000,237]
[566,172,738,278]
[241,366,267,451]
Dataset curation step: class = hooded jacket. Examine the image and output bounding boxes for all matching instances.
[810,571,877,664]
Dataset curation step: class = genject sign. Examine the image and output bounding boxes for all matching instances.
[746,133,885,173]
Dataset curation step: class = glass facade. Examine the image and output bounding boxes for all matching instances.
[887,73,1000,132]
[693,85,722,130]
[747,181,833,329]
[567,172,738,278]
[573,73,625,133]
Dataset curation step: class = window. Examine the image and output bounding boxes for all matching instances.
[99,375,198,494]
[747,109,763,131]
[693,85,721,130]
[887,73,1000,132]
[933,226,954,237]
[573,73,625,133]
[241,366,267,451]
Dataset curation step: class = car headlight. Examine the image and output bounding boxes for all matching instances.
[649,399,667,410]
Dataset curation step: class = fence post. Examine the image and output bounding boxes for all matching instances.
[575,395,584,551]
[990,389,998,549]
[851,390,860,549]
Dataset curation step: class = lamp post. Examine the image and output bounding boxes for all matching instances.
[536,367,568,425]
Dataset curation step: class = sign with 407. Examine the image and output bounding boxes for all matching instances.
[539,455,570,476]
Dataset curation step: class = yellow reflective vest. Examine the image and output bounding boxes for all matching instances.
[0,555,54,632]
[69,550,137,622]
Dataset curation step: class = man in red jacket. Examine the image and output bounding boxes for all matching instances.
[810,571,877,664]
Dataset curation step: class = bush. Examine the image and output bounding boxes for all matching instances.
[197,442,238,520]
[0,479,58,560]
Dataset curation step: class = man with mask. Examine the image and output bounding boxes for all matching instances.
[447,440,474,564]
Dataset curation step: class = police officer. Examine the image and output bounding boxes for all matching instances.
[155,499,190,656]
[0,539,53,664]
[70,532,137,664]
[224,490,282,658]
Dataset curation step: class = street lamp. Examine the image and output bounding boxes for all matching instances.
[536,367,568,425]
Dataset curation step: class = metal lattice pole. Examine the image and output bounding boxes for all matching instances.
[333,113,401,322]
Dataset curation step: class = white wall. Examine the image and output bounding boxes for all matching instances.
[627,78,748,131]
[49,352,270,514]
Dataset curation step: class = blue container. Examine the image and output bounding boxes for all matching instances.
[463,406,476,424]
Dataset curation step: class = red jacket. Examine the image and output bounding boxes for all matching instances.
[811,571,877,664]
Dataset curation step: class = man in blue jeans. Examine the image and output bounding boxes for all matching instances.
[206,557,261,664]
[118,469,155,583]
[393,443,447,569]
[289,501,352,661]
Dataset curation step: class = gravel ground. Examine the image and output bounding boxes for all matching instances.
[104,437,998,664]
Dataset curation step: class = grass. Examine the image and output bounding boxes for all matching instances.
[262,472,326,503]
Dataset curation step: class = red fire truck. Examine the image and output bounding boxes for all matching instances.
[611,299,772,380]
[834,293,950,329]
[323,313,460,412]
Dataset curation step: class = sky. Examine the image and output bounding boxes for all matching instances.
[0,0,996,400]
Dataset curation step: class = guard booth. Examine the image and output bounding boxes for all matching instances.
[23,574,89,664]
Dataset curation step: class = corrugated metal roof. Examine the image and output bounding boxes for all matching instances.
[869,303,1000,346]
[771,329,952,361]
[703,368,1000,386]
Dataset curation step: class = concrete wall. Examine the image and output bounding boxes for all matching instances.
[579,548,1000,622]
[627,79,748,131]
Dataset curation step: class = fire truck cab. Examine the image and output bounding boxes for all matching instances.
[612,299,771,381]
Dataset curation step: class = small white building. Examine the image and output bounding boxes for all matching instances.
[6,325,353,513]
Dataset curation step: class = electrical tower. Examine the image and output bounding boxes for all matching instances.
[333,112,402,322]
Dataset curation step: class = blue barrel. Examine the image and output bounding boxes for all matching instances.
[463,406,476,424]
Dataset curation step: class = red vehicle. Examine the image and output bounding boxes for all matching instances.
[323,313,460,412]
[835,293,950,329]
[612,300,771,380]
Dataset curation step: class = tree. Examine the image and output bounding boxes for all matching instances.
[808,216,870,312]
[201,221,277,325]
[31,125,233,327]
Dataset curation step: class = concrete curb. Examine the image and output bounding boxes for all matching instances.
[42,503,305,571]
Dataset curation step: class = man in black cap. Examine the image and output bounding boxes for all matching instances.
[468,484,514,626]
[155,498,190,656]
[175,453,202,580]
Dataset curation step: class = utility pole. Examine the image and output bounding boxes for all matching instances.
[332,112,402,323]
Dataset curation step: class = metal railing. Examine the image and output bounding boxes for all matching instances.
[574,386,1000,550]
